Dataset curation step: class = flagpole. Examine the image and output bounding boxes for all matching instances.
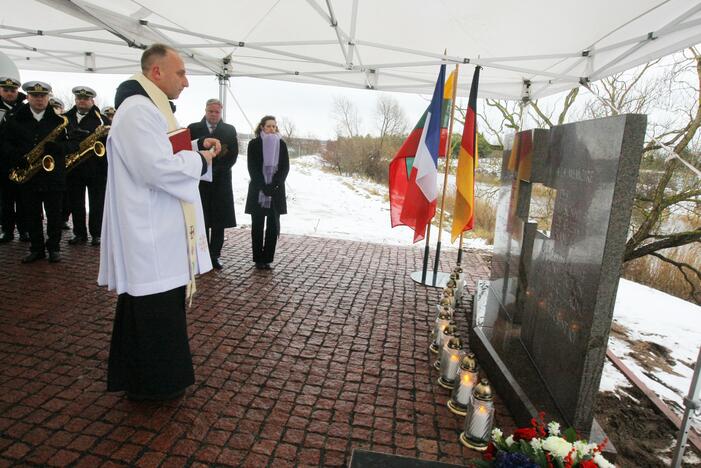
[431,63,460,286]
[457,233,464,265]
[421,223,432,284]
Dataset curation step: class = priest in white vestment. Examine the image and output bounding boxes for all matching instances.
[98,44,221,400]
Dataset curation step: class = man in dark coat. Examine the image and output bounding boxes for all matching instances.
[1,81,77,263]
[0,76,29,243]
[187,98,238,270]
[65,86,109,246]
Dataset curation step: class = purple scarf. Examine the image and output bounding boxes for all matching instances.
[258,132,281,208]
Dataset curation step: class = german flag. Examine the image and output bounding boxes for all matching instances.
[451,66,480,242]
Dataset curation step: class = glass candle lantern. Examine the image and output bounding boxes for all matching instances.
[438,336,462,389]
[433,327,458,370]
[441,286,456,308]
[430,307,453,354]
[459,379,494,451]
[447,352,479,416]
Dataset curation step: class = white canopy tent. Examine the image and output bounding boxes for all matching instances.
[1,0,700,101]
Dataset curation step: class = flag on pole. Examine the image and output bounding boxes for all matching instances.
[451,66,481,242]
[389,66,451,241]
[395,65,446,243]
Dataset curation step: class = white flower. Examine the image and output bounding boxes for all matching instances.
[573,441,597,458]
[542,436,573,459]
[594,452,615,468]
[530,438,543,451]
[505,435,514,447]
[491,428,503,442]
[547,421,561,436]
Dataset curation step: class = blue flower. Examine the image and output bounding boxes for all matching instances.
[494,451,539,468]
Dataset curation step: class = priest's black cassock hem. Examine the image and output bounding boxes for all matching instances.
[107,286,195,397]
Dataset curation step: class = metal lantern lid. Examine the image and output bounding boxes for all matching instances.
[453,266,464,274]
[446,278,457,289]
[442,287,455,297]
[472,379,494,401]
[437,309,452,321]
[440,304,453,315]
[439,297,452,307]
[460,352,478,371]
[447,336,462,350]
[442,324,457,336]
[450,272,459,280]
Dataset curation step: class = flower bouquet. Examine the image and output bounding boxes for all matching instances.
[473,413,614,468]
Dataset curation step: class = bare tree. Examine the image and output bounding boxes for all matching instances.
[375,95,407,151]
[332,96,361,138]
[479,49,701,301]
[278,117,297,140]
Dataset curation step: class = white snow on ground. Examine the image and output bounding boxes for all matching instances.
[231,155,489,249]
[231,153,699,425]
[604,279,700,416]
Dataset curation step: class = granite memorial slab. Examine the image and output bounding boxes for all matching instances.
[470,114,647,440]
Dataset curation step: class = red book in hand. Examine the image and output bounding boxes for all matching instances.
[168,128,192,154]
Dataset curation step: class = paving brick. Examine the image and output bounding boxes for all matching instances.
[0,232,512,466]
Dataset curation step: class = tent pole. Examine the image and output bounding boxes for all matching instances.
[432,64,460,286]
[218,57,231,121]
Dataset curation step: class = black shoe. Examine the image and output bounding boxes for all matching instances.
[263,263,272,270]
[48,251,61,263]
[22,251,46,263]
[211,258,222,270]
[0,233,14,243]
[255,262,266,269]
[61,222,71,231]
[68,236,87,245]
[19,233,30,242]
[91,237,101,246]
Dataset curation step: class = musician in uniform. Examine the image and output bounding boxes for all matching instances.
[0,77,29,243]
[65,86,108,246]
[101,106,116,124]
[0,81,76,263]
[49,97,65,115]
[187,98,239,270]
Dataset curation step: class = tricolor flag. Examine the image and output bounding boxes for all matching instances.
[389,66,451,242]
[451,66,480,242]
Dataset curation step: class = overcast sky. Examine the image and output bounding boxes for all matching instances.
[19,69,437,140]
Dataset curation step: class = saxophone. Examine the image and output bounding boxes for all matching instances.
[8,115,69,184]
[65,125,110,173]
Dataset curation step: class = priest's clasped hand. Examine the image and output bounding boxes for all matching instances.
[202,137,221,156]
[200,137,221,164]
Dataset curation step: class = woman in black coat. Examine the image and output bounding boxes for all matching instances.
[245,115,289,270]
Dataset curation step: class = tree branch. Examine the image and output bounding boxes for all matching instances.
[625,230,701,261]
[649,251,701,304]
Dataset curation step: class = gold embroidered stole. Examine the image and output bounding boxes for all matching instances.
[131,73,198,307]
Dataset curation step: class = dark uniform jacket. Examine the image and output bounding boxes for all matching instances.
[0,92,27,184]
[187,118,239,228]
[0,91,26,117]
[1,103,77,192]
[245,136,289,215]
[64,105,109,181]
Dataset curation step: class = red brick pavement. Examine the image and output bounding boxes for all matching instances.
[0,229,515,467]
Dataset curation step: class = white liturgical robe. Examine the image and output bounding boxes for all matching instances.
[98,95,213,296]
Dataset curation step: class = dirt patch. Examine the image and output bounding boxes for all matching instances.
[628,340,680,375]
[595,386,701,467]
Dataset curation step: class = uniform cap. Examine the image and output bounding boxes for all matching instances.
[72,86,96,98]
[0,77,20,89]
[22,81,52,94]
